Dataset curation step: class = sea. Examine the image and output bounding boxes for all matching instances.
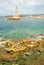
[0,18,44,39]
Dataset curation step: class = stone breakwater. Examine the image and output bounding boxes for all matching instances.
[0,34,44,60]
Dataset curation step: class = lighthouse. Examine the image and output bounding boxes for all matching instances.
[8,6,21,20]
[15,6,18,16]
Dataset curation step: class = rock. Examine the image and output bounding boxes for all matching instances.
[22,39,31,44]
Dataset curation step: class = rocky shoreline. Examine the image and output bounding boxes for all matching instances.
[0,34,44,61]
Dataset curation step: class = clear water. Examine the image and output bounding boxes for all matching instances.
[0,18,44,39]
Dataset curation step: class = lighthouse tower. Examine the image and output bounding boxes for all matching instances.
[15,6,18,16]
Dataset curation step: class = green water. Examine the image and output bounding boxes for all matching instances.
[0,18,44,39]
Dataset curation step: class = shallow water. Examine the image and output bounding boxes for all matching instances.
[0,18,44,39]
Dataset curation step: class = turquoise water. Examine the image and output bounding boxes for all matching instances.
[0,18,44,39]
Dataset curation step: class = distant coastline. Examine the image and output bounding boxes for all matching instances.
[0,14,44,19]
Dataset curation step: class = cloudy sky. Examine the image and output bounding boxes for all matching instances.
[0,0,44,16]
